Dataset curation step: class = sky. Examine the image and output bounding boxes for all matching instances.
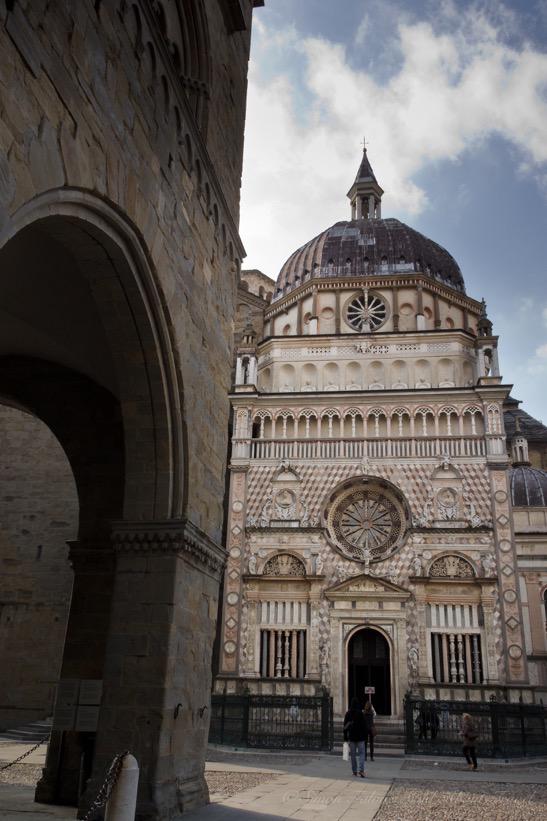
[239,0,547,422]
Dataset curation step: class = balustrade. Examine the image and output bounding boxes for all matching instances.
[235,435,486,461]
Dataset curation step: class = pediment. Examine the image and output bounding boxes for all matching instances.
[325,573,410,600]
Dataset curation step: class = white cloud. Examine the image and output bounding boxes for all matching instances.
[240,2,547,278]
[536,343,547,359]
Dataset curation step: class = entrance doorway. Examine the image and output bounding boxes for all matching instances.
[347,628,391,715]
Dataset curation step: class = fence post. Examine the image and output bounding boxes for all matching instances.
[490,699,500,757]
[105,754,139,821]
[519,701,526,757]
[220,691,226,745]
[242,694,250,746]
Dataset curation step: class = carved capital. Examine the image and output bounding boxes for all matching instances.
[111,519,226,576]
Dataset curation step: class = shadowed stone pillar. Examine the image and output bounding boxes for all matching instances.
[81,520,225,821]
[35,541,115,806]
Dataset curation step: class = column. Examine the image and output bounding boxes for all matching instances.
[433,294,441,328]
[489,467,529,683]
[415,592,431,681]
[480,589,500,684]
[297,299,303,336]
[335,291,341,334]
[82,520,225,819]
[416,285,425,331]
[392,287,399,331]
[235,357,244,385]
[449,633,457,682]
[369,195,375,219]
[36,541,115,807]
[457,634,465,683]
[308,592,321,678]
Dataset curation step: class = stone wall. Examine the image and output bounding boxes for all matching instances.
[0,1,258,814]
[0,405,76,728]
[0,0,253,539]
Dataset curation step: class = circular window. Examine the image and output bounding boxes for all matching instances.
[324,480,409,563]
[344,290,388,332]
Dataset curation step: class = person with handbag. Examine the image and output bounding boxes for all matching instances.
[343,697,367,777]
[363,700,376,761]
[461,712,479,770]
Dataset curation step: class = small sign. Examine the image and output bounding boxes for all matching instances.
[364,686,375,694]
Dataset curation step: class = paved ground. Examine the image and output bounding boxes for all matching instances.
[1,742,547,820]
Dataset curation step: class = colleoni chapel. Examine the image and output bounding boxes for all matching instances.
[216,149,547,718]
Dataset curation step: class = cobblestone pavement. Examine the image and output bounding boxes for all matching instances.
[2,745,547,820]
[376,780,547,821]
[402,758,547,772]
[206,771,280,800]
[0,764,42,785]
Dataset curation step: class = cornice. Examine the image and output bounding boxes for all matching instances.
[111,518,226,575]
[258,327,478,348]
[266,273,482,319]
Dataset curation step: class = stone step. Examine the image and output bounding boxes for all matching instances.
[0,719,52,744]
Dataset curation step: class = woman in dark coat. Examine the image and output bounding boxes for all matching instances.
[343,697,367,776]
[363,700,375,761]
[461,713,478,770]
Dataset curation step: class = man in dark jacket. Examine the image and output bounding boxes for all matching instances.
[343,697,367,776]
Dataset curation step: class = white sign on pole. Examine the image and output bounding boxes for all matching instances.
[364,686,375,694]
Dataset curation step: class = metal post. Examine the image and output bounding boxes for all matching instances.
[105,755,139,821]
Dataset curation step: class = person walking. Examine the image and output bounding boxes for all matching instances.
[343,697,367,777]
[363,700,376,761]
[461,713,478,770]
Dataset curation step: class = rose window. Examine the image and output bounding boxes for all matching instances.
[345,289,388,332]
[325,481,408,563]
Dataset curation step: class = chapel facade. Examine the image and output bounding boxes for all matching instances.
[216,149,547,718]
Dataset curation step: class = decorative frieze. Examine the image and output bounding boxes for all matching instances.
[111,519,225,575]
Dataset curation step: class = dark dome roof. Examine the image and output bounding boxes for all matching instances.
[274,218,465,301]
[510,466,547,507]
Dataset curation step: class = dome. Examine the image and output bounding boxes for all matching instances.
[274,218,465,301]
[509,466,547,507]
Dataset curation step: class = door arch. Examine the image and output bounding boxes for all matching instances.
[347,627,391,715]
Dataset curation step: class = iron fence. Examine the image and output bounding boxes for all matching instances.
[210,694,333,751]
[404,695,547,758]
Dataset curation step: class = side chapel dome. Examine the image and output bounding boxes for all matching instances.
[273,147,465,301]
[509,466,547,507]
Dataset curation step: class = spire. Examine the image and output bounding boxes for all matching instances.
[478,298,493,337]
[347,141,384,220]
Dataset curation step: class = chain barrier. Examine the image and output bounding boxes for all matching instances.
[80,750,130,821]
[0,736,49,771]
[0,738,131,820]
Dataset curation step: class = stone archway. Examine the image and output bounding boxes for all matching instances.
[347,628,392,715]
[0,192,221,816]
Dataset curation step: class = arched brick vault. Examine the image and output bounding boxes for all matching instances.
[0,189,187,521]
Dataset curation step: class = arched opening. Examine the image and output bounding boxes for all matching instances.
[0,192,184,810]
[0,404,77,730]
[347,628,391,715]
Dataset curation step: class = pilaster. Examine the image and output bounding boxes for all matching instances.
[488,466,529,684]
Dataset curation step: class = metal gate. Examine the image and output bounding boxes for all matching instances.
[404,695,547,757]
[210,694,333,751]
